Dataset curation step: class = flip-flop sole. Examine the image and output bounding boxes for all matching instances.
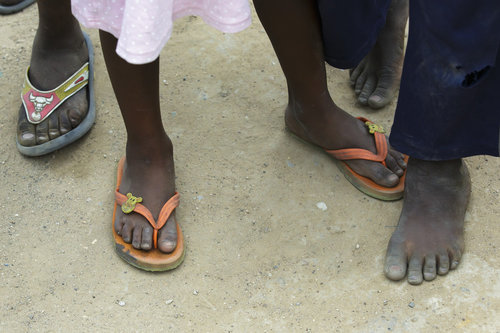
[335,155,408,201]
[112,157,185,272]
[286,128,407,201]
[112,212,185,272]
[0,0,35,15]
[16,32,96,156]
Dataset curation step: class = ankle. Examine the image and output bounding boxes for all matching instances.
[126,134,174,161]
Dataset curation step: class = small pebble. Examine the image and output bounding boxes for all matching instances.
[193,290,198,295]
[316,202,327,211]
[355,244,360,249]
[408,301,415,308]
[165,299,173,305]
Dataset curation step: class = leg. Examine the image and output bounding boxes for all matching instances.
[17,0,90,150]
[384,158,470,285]
[100,31,178,253]
[254,0,405,187]
[385,0,499,284]
[350,0,408,108]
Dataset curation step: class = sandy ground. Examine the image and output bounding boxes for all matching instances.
[1,4,499,332]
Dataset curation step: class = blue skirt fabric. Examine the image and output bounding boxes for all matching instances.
[319,0,500,160]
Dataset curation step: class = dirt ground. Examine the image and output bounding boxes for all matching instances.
[1,4,499,332]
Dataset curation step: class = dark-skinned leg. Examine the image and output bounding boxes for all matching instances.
[100,31,178,253]
[254,0,405,187]
[384,158,470,285]
[350,0,409,109]
[17,0,89,147]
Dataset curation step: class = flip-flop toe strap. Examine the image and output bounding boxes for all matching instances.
[115,191,158,246]
[153,192,180,248]
[115,191,180,249]
[325,118,388,165]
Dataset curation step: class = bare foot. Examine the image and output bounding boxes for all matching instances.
[384,158,471,285]
[114,137,179,253]
[285,93,406,187]
[17,21,89,148]
[350,0,408,109]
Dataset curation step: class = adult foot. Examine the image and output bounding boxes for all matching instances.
[285,94,406,188]
[350,0,408,109]
[114,137,178,253]
[17,24,89,148]
[384,158,471,285]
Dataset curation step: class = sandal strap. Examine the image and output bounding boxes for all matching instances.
[115,157,180,249]
[21,63,89,124]
[325,117,388,164]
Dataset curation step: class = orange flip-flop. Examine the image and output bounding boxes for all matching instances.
[325,117,408,201]
[112,157,185,271]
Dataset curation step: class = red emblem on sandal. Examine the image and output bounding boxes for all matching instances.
[22,90,61,123]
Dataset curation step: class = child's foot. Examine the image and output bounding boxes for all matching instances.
[350,0,408,109]
[17,26,89,148]
[285,95,406,187]
[384,158,471,285]
[114,138,178,253]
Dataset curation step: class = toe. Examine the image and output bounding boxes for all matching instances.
[132,226,142,249]
[68,107,84,128]
[48,114,60,140]
[114,215,125,236]
[59,109,72,135]
[367,74,397,109]
[140,226,153,250]
[407,256,424,285]
[438,252,450,275]
[367,163,399,187]
[384,239,407,281]
[35,118,49,144]
[121,223,133,243]
[349,63,365,86]
[18,108,36,146]
[354,72,367,95]
[450,246,462,270]
[385,153,404,177]
[423,255,437,281]
[358,76,376,105]
[158,216,177,253]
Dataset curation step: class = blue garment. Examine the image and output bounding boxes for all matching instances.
[318,0,391,69]
[318,0,500,160]
[390,0,500,159]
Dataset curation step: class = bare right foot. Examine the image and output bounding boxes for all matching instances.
[350,0,408,109]
[285,93,406,187]
[384,158,471,285]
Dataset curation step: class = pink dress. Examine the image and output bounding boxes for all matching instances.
[71,0,251,64]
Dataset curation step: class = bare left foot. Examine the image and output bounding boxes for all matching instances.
[350,0,408,109]
[384,158,471,285]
